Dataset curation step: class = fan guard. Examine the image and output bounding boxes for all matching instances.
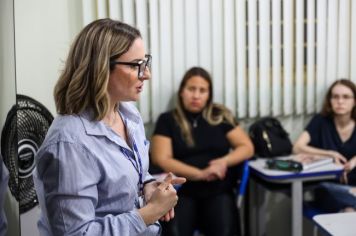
[1,94,53,213]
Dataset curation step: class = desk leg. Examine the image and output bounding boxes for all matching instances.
[292,180,302,236]
[250,178,267,236]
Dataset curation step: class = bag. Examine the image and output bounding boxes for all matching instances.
[249,117,293,158]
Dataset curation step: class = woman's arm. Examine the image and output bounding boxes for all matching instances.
[293,131,347,164]
[224,126,255,166]
[151,135,213,181]
[209,126,254,172]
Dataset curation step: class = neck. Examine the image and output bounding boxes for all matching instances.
[183,107,203,116]
[104,107,117,127]
[333,114,353,128]
[183,109,203,128]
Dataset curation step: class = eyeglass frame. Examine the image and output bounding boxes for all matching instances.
[110,54,152,79]
[330,94,355,101]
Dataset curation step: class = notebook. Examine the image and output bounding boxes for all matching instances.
[291,154,333,170]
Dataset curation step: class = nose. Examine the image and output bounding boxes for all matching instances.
[192,90,200,99]
[140,67,151,81]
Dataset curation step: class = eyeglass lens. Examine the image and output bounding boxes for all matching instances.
[138,55,151,78]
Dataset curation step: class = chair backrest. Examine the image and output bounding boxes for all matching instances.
[237,160,250,209]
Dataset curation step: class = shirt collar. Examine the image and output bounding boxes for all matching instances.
[79,102,141,149]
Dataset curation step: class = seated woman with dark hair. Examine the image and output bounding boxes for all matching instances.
[151,67,254,236]
[293,79,356,212]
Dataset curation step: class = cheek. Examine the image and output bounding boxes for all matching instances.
[330,100,337,106]
[202,94,210,104]
[111,71,133,89]
[181,93,192,108]
[181,95,190,106]
[181,91,190,100]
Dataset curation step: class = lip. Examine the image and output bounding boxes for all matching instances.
[136,84,143,92]
[334,107,346,112]
[190,102,201,107]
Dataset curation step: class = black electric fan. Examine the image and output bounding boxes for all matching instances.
[1,94,53,213]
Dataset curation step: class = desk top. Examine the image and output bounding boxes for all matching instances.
[313,212,356,236]
[249,158,343,183]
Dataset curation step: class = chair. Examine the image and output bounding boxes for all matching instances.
[303,202,324,219]
[237,160,250,209]
[303,201,327,236]
[236,160,250,236]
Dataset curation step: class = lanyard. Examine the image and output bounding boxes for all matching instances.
[120,141,143,195]
[119,115,144,196]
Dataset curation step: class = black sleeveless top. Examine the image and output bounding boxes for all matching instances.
[153,110,241,197]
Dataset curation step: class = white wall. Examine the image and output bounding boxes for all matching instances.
[15,0,83,115]
[0,0,16,124]
[14,0,83,235]
[0,0,20,235]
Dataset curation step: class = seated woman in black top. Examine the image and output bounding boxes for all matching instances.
[293,79,356,212]
[151,67,254,236]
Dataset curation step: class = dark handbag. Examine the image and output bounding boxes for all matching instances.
[249,117,293,158]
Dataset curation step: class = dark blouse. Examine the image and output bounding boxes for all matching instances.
[306,114,356,184]
[153,110,241,197]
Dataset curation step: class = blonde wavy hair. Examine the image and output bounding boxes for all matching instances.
[54,18,141,120]
[173,67,237,146]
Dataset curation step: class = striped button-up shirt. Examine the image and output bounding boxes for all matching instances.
[33,102,160,236]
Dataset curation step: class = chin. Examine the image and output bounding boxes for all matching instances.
[334,111,351,117]
[120,96,139,102]
[132,95,140,101]
[187,107,203,113]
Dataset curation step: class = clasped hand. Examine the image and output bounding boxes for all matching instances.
[329,151,356,184]
[341,156,356,184]
[200,157,228,181]
[143,173,186,222]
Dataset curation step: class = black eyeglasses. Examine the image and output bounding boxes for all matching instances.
[110,54,152,78]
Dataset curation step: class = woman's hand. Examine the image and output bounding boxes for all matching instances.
[140,173,184,225]
[159,175,186,222]
[144,175,186,203]
[193,157,228,182]
[144,173,186,222]
[341,156,356,184]
[328,151,347,165]
[199,165,221,181]
[344,156,356,173]
[143,181,160,203]
[207,157,228,180]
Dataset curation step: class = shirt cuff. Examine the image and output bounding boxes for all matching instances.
[143,178,156,186]
[129,210,148,234]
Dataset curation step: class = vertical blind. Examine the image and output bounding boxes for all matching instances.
[82,0,356,123]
